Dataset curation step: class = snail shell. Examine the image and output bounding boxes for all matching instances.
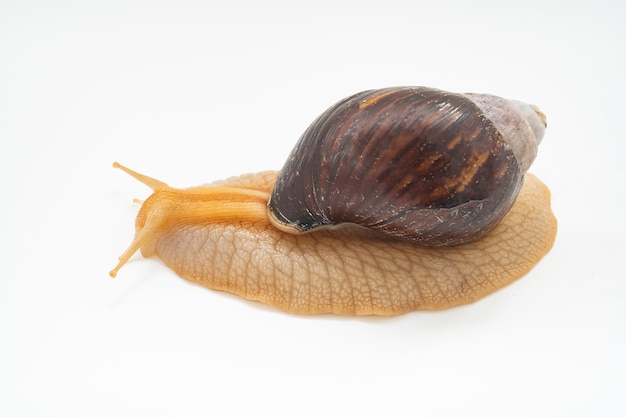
[267,87,546,246]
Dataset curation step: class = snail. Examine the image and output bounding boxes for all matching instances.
[110,86,557,315]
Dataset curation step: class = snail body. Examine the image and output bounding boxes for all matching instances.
[110,87,556,315]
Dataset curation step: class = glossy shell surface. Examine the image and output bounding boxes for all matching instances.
[267,87,545,246]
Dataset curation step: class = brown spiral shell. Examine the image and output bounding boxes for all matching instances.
[267,87,546,246]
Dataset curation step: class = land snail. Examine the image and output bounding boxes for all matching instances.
[111,86,557,315]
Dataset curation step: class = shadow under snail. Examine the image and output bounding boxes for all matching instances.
[110,86,557,315]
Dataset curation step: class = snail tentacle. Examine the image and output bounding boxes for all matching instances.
[110,162,270,277]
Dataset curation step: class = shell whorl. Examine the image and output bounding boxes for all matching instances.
[465,93,545,173]
[267,87,545,246]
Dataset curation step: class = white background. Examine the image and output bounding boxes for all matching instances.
[1,1,625,416]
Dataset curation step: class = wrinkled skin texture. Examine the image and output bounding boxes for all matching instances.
[118,170,557,316]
